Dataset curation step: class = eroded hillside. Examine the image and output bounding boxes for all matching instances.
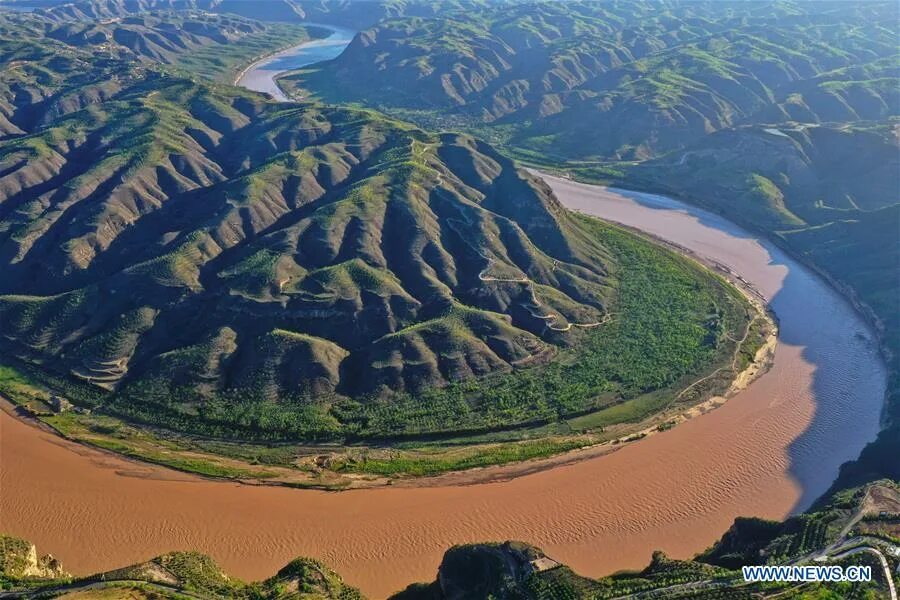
[0,10,755,445]
[0,73,615,423]
[273,0,900,480]
[283,1,898,160]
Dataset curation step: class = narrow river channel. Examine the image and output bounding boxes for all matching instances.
[0,31,887,599]
[234,24,354,100]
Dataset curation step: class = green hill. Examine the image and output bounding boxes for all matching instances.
[0,7,319,85]
[277,0,900,484]
[23,0,485,30]
[282,1,897,159]
[0,11,754,447]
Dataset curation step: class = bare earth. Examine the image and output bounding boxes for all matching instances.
[0,179,886,599]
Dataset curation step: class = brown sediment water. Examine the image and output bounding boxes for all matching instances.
[0,173,886,598]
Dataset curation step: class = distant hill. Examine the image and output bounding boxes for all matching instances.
[19,0,485,29]
[44,12,325,81]
[0,7,319,86]
[284,1,898,160]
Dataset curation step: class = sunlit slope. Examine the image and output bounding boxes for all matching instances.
[0,8,317,88]
[279,0,899,478]
[284,1,897,160]
[0,59,626,438]
[0,11,754,443]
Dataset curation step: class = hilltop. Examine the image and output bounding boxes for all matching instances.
[0,10,758,462]
[0,536,363,598]
[22,0,485,30]
[0,8,320,84]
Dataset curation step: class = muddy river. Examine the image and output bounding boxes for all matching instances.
[0,35,888,600]
[234,24,354,101]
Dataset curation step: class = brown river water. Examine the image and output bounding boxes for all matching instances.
[0,37,888,599]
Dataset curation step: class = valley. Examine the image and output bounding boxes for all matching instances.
[0,1,896,598]
[234,24,353,100]
[280,0,900,496]
[0,156,885,596]
[0,13,764,478]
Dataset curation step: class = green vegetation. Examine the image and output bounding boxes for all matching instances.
[0,9,759,459]
[331,437,587,477]
[1,534,69,590]
[326,215,752,441]
[27,0,482,31]
[55,209,752,444]
[42,11,321,83]
[171,23,324,82]
[82,436,279,479]
[285,2,897,161]
[280,0,900,488]
[0,364,48,411]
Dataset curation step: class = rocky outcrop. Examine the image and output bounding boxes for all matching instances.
[0,535,70,580]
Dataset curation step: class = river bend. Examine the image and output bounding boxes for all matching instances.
[0,33,887,599]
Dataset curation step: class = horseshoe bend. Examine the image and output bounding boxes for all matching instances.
[0,2,897,599]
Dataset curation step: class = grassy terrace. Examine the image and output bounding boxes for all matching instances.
[0,213,770,486]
